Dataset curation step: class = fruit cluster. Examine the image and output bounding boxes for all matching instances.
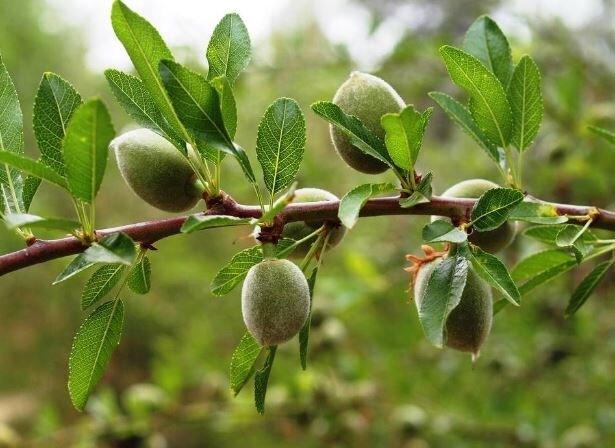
[111,71,516,357]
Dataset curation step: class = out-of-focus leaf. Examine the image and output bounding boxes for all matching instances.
[588,125,615,146]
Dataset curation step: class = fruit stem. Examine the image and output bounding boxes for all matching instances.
[276,227,325,259]
[299,228,329,271]
[261,242,277,259]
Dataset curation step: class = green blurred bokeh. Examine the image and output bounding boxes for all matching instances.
[1,0,615,446]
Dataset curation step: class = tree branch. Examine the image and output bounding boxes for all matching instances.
[1,193,614,277]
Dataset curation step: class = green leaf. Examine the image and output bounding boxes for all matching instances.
[254,346,277,414]
[4,213,80,233]
[381,105,432,171]
[511,249,577,294]
[555,224,589,247]
[206,13,251,85]
[211,246,263,296]
[418,255,469,348]
[68,299,125,411]
[463,15,514,87]
[83,232,137,266]
[210,76,237,139]
[211,240,296,297]
[565,260,614,317]
[0,152,69,190]
[229,332,263,397]
[471,188,524,232]
[33,73,82,177]
[508,55,543,152]
[470,246,520,306]
[54,254,96,285]
[63,99,115,203]
[555,224,592,262]
[439,46,512,147]
[104,69,183,149]
[111,0,186,139]
[588,125,615,146]
[22,176,41,212]
[429,92,499,162]
[399,172,433,208]
[0,54,25,215]
[299,267,318,370]
[338,182,397,229]
[181,214,251,234]
[81,264,125,310]
[509,201,567,225]
[128,256,151,295]
[523,224,596,246]
[311,101,396,170]
[256,98,306,196]
[422,220,467,244]
[159,59,229,164]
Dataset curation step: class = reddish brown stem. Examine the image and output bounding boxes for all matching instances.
[1,195,614,277]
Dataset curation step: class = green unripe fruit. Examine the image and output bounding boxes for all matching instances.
[331,71,405,174]
[111,128,204,212]
[414,257,493,357]
[241,258,310,346]
[434,179,517,253]
[281,188,346,258]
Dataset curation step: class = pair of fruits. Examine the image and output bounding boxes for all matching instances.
[111,131,344,347]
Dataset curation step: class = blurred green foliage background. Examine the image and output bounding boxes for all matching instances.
[1,0,615,446]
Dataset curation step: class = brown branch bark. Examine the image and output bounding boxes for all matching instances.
[1,193,614,277]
